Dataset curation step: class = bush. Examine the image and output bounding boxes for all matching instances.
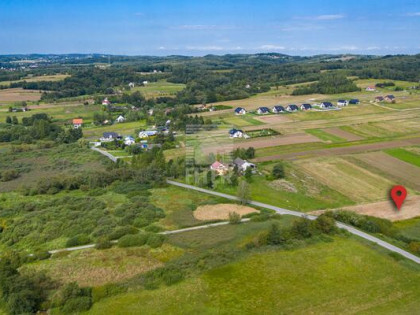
[315,214,337,234]
[118,233,148,248]
[61,296,92,313]
[228,212,241,224]
[1,169,19,182]
[146,234,165,248]
[272,163,285,179]
[34,250,51,261]
[66,234,92,247]
[92,284,127,303]
[108,226,138,240]
[95,239,113,250]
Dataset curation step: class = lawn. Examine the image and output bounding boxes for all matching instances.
[130,80,186,99]
[385,148,420,168]
[86,237,420,314]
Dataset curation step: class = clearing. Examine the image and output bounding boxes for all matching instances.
[0,88,42,103]
[193,204,258,220]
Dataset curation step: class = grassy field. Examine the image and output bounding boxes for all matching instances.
[306,128,345,143]
[86,236,420,314]
[131,80,186,99]
[385,148,420,168]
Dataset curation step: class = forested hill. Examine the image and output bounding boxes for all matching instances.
[1,53,420,103]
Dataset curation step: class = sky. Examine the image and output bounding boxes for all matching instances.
[1,0,420,56]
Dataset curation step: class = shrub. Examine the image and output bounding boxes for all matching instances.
[228,212,241,224]
[146,234,165,248]
[108,226,138,240]
[1,169,19,182]
[291,218,317,239]
[95,239,113,250]
[66,234,92,247]
[34,250,51,261]
[61,296,92,313]
[92,284,127,303]
[118,234,148,248]
[315,214,337,234]
[272,163,285,179]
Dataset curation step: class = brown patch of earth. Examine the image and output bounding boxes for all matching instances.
[323,127,363,141]
[311,195,420,221]
[193,204,259,220]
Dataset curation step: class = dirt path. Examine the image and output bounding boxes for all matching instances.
[254,136,420,162]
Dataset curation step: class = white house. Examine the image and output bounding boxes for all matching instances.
[272,105,285,113]
[337,100,349,106]
[139,130,158,138]
[72,118,83,129]
[115,115,126,123]
[300,104,312,111]
[366,86,376,92]
[142,81,149,85]
[256,107,270,115]
[234,107,247,115]
[233,157,256,172]
[320,102,334,109]
[128,82,135,88]
[229,128,244,138]
[124,136,135,146]
[286,104,299,112]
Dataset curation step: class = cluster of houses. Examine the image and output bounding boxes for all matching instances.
[374,95,396,103]
[210,157,256,175]
[234,99,360,116]
[99,131,162,149]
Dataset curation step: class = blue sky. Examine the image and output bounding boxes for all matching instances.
[1,0,420,56]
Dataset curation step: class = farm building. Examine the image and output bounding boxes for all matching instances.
[320,102,334,109]
[349,99,360,104]
[115,115,126,123]
[210,161,229,175]
[272,105,285,113]
[256,107,270,115]
[366,86,376,92]
[375,96,384,102]
[300,104,312,111]
[139,130,158,138]
[385,95,396,102]
[337,100,348,106]
[233,158,256,172]
[229,128,245,138]
[234,107,247,115]
[286,104,299,112]
[72,118,83,129]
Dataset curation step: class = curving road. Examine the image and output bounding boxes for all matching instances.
[167,180,420,265]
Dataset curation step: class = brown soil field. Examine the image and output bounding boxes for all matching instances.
[193,204,259,220]
[0,88,42,103]
[202,133,321,155]
[254,136,420,162]
[355,152,420,191]
[311,195,420,221]
[322,127,363,141]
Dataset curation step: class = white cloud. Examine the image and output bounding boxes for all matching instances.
[186,45,225,51]
[407,12,420,16]
[172,24,236,30]
[134,12,144,16]
[259,44,286,50]
[315,14,345,20]
[279,25,325,31]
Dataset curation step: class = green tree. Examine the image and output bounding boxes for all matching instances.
[272,163,285,179]
[228,212,241,224]
[12,116,18,125]
[244,167,253,181]
[5,116,12,124]
[237,180,250,205]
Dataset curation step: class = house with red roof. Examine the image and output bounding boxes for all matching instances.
[210,161,229,175]
[72,118,83,129]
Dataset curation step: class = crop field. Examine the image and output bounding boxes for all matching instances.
[0,88,42,104]
[385,147,420,167]
[295,157,393,203]
[86,237,420,314]
[353,152,420,191]
[305,128,345,143]
[322,127,363,141]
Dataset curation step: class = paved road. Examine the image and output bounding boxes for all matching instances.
[167,180,420,265]
[91,147,118,162]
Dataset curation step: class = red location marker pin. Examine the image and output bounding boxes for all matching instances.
[390,185,407,210]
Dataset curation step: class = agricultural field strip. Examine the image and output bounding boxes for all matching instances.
[166,180,420,264]
[254,136,420,162]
